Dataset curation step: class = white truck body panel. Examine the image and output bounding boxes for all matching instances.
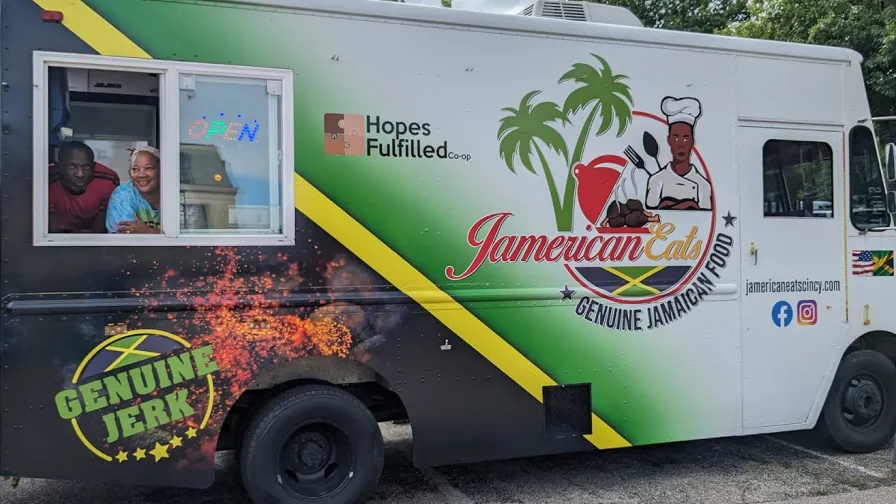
[259,0,894,436]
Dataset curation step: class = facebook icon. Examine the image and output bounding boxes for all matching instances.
[771,301,793,327]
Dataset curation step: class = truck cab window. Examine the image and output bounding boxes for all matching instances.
[762,139,834,218]
[848,125,892,230]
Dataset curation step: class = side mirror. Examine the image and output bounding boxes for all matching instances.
[886,143,896,182]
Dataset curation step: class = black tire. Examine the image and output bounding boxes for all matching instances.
[816,349,896,453]
[239,384,385,504]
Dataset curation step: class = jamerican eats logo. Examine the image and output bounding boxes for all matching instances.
[324,113,471,161]
[444,54,736,332]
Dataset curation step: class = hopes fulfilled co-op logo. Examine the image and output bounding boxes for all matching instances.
[54,329,218,463]
[323,113,472,161]
[444,53,737,332]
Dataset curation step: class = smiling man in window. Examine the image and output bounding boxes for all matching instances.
[48,141,120,233]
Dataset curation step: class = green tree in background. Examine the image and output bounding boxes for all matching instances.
[593,0,895,145]
[598,0,750,33]
[441,0,452,7]
[719,0,896,145]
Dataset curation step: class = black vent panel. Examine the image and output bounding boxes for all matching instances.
[543,383,592,437]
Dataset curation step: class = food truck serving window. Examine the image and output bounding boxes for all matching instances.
[31,52,295,247]
[848,125,892,230]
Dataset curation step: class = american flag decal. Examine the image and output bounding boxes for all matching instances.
[851,250,895,277]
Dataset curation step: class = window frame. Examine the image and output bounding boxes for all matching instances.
[846,125,892,231]
[761,138,835,219]
[888,143,896,182]
[32,51,295,247]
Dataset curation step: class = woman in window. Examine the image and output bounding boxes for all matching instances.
[106,146,162,234]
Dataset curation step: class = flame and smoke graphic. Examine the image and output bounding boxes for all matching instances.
[112,246,406,464]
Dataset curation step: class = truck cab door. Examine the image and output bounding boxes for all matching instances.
[737,125,847,431]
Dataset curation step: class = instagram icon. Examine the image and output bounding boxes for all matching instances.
[796,300,818,326]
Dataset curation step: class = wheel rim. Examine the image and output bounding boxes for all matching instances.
[840,373,885,429]
[277,422,354,499]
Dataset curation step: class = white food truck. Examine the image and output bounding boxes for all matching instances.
[1,0,894,502]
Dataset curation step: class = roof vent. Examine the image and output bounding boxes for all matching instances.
[517,0,643,27]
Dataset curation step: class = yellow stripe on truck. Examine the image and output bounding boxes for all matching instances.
[296,175,629,449]
[34,0,151,58]
[33,0,632,451]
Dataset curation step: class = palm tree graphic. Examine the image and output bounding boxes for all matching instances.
[498,53,634,232]
[498,90,570,229]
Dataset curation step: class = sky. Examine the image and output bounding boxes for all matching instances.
[403,0,530,14]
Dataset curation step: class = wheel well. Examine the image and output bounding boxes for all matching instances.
[214,357,408,451]
[844,330,896,366]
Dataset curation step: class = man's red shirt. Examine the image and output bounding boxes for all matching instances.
[48,162,120,232]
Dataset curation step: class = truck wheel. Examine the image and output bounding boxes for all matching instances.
[817,349,896,453]
[239,384,384,504]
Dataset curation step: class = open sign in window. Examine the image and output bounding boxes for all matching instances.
[178,74,283,235]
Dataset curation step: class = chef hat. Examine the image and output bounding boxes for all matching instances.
[661,96,702,129]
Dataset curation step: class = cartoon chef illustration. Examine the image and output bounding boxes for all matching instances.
[645,96,713,211]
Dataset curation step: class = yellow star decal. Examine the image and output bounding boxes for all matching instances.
[169,434,183,448]
[115,450,128,463]
[133,448,147,461]
[186,427,198,439]
[149,442,170,462]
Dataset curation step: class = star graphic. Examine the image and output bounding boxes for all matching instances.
[186,427,198,439]
[723,211,737,228]
[169,434,183,449]
[149,442,170,462]
[133,447,147,461]
[560,285,576,301]
[115,450,128,463]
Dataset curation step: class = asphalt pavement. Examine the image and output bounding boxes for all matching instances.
[1,423,893,504]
